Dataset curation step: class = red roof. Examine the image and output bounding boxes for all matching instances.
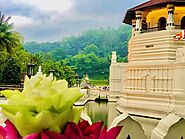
[124,0,185,25]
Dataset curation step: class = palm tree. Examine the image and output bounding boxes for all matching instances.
[0,11,23,53]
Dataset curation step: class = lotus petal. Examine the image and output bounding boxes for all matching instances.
[106,126,123,139]
[44,130,66,139]
[0,126,6,139]
[82,121,104,138]
[5,120,19,139]
[64,122,82,139]
[23,133,39,139]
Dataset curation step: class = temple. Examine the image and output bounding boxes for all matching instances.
[110,0,185,138]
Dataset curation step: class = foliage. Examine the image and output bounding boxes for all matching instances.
[0,12,77,86]
[0,51,9,78]
[0,12,31,84]
[24,25,131,80]
[89,79,109,86]
[13,46,33,73]
[1,58,21,84]
[0,46,34,83]
[0,18,131,85]
[65,52,106,78]
[0,12,23,53]
[40,60,76,86]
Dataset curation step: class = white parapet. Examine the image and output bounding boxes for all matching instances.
[109,62,127,101]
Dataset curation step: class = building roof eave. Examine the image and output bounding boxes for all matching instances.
[123,0,185,25]
[123,11,134,25]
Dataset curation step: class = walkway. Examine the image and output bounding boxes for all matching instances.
[74,89,110,106]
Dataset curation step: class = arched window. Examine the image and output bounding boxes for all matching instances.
[181,16,185,29]
[158,17,166,30]
[142,19,147,31]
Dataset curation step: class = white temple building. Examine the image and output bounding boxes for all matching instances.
[110,0,185,138]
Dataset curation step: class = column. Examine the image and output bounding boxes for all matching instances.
[169,68,173,92]
[133,69,135,90]
[138,69,141,90]
[156,68,159,92]
[135,69,138,90]
[166,68,169,92]
[158,68,162,92]
[135,11,143,34]
[166,4,175,30]
[128,69,131,90]
[130,69,133,90]
[163,68,167,92]
[132,19,136,36]
[123,67,128,90]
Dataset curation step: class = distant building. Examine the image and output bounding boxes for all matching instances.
[80,73,91,89]
[110,0,185,138]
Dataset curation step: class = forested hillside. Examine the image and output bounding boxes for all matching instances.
[24,25,131,80]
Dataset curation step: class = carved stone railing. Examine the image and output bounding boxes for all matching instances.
[141,25,183,33]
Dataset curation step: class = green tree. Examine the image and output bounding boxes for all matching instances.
[13,46,33,73]
[24,25,131,80]
[0,45,34,82]
[51,48,67,61]
[33,53,43,65]
[0,12,23,53]
[1,58,21,84]
[66,52,105,78]
[0,12,36,83]
[41,60,76,86]
[82,44,99,55]
[0,51,9,81]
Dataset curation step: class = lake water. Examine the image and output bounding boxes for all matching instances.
[83,101,120,127]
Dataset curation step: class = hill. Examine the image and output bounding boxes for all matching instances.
[24,25,131,80]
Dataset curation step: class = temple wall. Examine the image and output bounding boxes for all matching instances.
[145,6,185,28]
[174,7,185,25]
[124,66,173,94]
[146,8,167,28]
[109,62,127,100]
[128,30,183,65]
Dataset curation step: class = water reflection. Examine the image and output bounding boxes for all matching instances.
[83,101,119,127]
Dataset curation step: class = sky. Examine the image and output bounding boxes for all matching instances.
[0,0,146,42]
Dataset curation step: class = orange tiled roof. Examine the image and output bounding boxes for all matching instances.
[124,0,185,25]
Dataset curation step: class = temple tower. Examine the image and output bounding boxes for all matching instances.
[110,0,185,138]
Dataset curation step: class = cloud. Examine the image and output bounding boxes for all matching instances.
[71,0,146,15]
[0,0,146,42]
[0,0,51,21]
[17,0,73,13]
[11,16,33,27]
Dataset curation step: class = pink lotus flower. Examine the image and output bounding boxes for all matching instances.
[0,120,21,139]
[0,120,122,139]
[77,120,122,139]
[0,126,6,139]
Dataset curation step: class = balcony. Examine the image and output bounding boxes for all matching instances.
[142,25,182,33]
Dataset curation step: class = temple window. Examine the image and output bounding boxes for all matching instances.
[142,19,147,31]
[158,17,167,30]
[181,16,185,29]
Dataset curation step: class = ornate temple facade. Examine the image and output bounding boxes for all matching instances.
[110,0,185,138]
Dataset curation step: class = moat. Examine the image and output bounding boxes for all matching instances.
[84,101,119,127]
